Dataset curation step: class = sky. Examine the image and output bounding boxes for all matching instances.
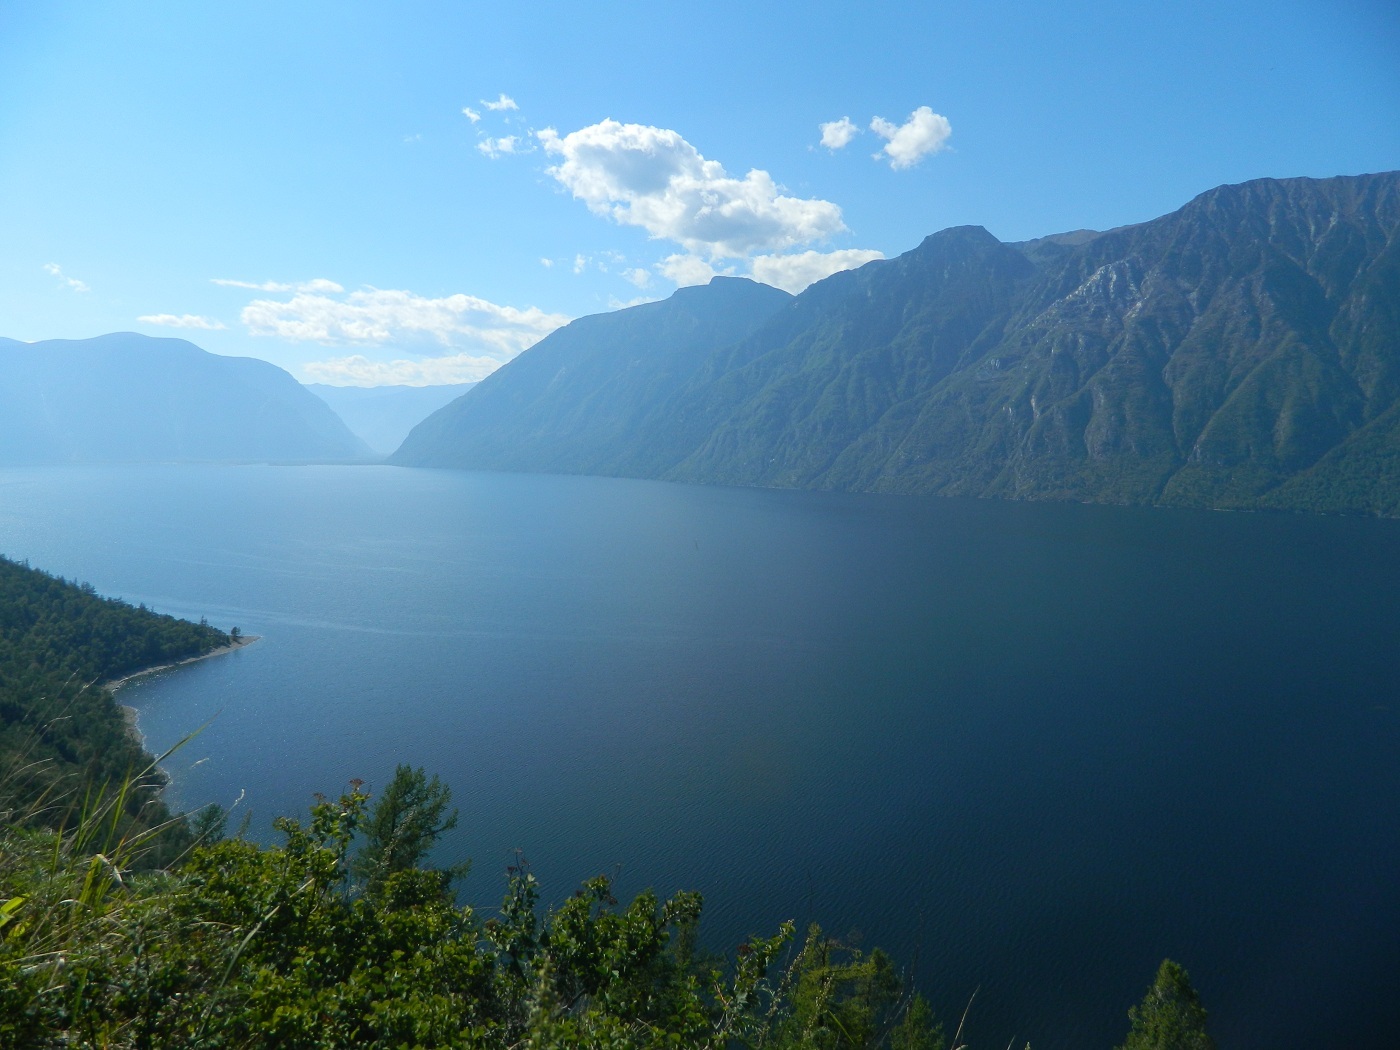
[1,0,1397,387]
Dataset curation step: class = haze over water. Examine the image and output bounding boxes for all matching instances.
[1,464,1396,1050]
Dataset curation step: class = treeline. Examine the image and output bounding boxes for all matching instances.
[0,559,1216,1048]
[0,555,229,843]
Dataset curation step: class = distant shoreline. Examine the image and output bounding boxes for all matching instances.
[107,635,259,749]
[104,634,260,694]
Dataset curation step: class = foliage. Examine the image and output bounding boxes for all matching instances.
[1116,959,1215,1050]
[0,558,1218,1048]
[0,777,964,1050]
[0,554,230,848]
[352,763,462,895]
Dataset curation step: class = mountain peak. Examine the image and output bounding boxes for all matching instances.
[0,333,371,465]
[395,171,1400,516]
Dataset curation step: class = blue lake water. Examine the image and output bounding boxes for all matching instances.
[1,464,1397,1049]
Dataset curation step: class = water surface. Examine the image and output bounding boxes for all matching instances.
[1,464,1396,1049]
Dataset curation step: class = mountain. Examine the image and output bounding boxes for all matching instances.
[392,276,793,471]
[0,333,372,464]
[393,172,1400,516]
[306,383,475,455]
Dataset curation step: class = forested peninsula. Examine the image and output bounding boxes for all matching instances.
[0,555,231,849]
[0,558,1213,1049]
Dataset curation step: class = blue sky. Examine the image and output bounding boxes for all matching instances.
[2,0,1396,385]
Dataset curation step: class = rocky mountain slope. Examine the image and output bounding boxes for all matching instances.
[393,172,1400,515]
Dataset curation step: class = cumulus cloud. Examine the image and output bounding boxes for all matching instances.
[478,135,524,158]
[870,106,952,170]
[303,352,506,387]
[137,313,227,330]
[819,117,859,150]
[622,267,652,289]
[540,257,554,268]
[537,120,846,260]
[748,248,885,293]
[462,106,481,123]
[241,286,569,360]
[43,263,89,292]
[657,254,723,287]
[482,93,518,111]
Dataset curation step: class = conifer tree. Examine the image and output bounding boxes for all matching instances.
[1117,959,1215,1050]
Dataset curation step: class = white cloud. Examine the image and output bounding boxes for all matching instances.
[657,254,723,288]
[43,263,89,292]
[137,313,228,330]
[573,254,588,274]
[212,277,290,291]
[819,117,859,150]
[303,352,505,387]
[607,295,659,310]
[537,119,846,260]
[477,135,523,158]
[482,93,518,112]
[540,257,554,268]
[241,286,569,360]
[622,267,652,289]
[870,106,952,170]
[462,106,481,123]
[748,248,885,293]
[212,277,343,293]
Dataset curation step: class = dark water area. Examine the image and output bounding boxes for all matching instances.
[1,464,1397,1049]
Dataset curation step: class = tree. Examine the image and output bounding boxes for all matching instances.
[1117,959,1215,1050]
[353,764,460,894]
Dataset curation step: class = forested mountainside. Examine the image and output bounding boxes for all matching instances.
[0,555,230,842]
[394,172,1400,516]
[0,333,371,464]
[393,276,793,473]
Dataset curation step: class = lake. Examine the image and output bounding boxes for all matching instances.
[1,464,1396,1049]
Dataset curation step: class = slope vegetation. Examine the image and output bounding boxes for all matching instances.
[395,172,1400,515]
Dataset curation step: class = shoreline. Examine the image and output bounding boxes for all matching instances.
[102,634,260,695]
[107,635,260,751]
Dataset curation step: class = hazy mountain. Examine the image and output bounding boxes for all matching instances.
[393,172,1400,516]
[0,333,372,464]
[392,276,793,471]
[306,383,475,455]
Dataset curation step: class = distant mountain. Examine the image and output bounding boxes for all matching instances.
[306,383,475,455]
[0,333,372,464]
[392,277,793,471]
[393,172,1400,516]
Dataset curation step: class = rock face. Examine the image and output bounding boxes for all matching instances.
[0,333,372,464]
[395,173,1400,515]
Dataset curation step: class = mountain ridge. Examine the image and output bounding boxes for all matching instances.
[394,172,1400,515]
[0,333,372,464]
